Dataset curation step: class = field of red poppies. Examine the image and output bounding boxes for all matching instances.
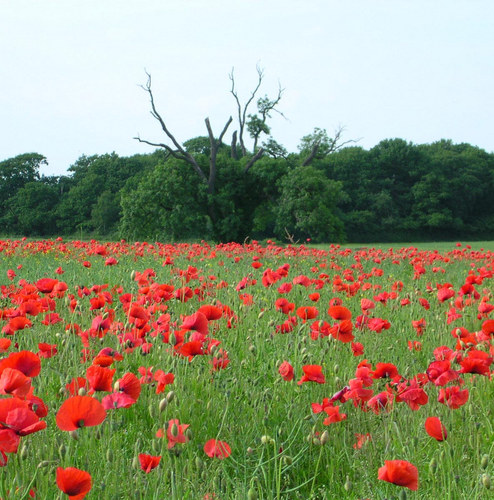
[0,238,493,499]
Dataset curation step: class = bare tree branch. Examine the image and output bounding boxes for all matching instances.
[218,116,233,145]
[244,147,264,174]
[137,72,208,184]
[231,131,238,160]
[229,65,264,156]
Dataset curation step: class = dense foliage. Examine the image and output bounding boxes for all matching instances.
[1,138,493,242]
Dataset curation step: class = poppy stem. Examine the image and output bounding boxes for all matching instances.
[309,445,324,498]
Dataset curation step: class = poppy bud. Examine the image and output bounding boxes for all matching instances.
[37,460,52,468]
[247,447,254,455]
[344,476,353,492]
[268,319,275,327]
[249,345,256,355]
[78,387,87,396]
[106,449,113,462]
[312,437,321,446]
[481,454,489,469]
[195,457,204,471]
[483,474,491,489]
[334,377,342,386]
[333,364,339,374]
[320,431,329,445]
[429,457,438,473]
[131,270,136,280]
[258,311,265,319]
[166,391,175,403]
[132,456,140,469]
[159,398,168,413]
[170,423,179,438]
[69,430,79,441]
[283,455,293,466]
[247,488,258,500]
[168,333,177,346]
[20,444,29,460]
[185,428,193,441]
[398,491,407,500]
[113,381,120,392]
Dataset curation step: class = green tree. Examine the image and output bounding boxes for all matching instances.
[274,166,345,242]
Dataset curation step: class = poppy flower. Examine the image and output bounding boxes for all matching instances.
[297,365,325,385]
[35,278,58,294]
[424,417,447,441]
[116,372,141,401]
[0,350,41,378]
[161,419,189,449]
[138,453,161,473]
[296,306,318,322]
[0,368,32,398]
[378,460,418,491]
[204,439,231,459]
[180,312,209,335]
[0,397,46,439]
[86,365,115,393]
[56,396,106,431]
[56,467,92,500]
[153,370,174,394]
[438,386,469,409]
[328,305,352,321]
[197,305,223,321]
[322,405,347,425]
[278,361,294,381]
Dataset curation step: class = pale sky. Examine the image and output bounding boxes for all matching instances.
[1,0,493,176]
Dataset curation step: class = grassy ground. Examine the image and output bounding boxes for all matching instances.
[0,239,493,499]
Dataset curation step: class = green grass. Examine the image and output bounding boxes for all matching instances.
[0,239,493,499]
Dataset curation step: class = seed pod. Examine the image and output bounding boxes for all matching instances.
[482,474,491,490]
[247,447,254,455]
[344,476,353,492]
[481,454,489,469]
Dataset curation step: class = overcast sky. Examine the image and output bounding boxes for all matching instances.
[1,0,493,176]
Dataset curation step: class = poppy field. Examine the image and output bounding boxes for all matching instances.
[0,238,493,499]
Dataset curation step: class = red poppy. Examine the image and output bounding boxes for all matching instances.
[154,370,174,394]
[278,361,294,381]
[296,306,319,322]
[0,397,46,439]
[328,305,352,321]
[378,460,418,491]
[35,278,58,294]
[0,368,32,398]
[116,372,141,402]
[181,312,209,335]
[353,433,372,449]
[197,305,223,321]
[38,343,58,358]
[138,453,161,472]
[161,419,189,449]
[322,405,347,425]
[438,386,469,409]
[297,365,325,385]
[2,316,32,335]
[204,439,231,459]
[86,365,115,393]
[56,467,92,500]
[102,392,136,410]
[56,396,106,431]
[424,417,447,441]
[0,350,41,378]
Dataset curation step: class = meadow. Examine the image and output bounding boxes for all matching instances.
[0,238,493,499]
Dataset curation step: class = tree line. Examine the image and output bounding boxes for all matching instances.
[1,136,493,243]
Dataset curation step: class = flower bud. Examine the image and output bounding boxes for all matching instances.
[344,476,353,492]
[320,431,329,445]
[159,398,168,413]
[483,474,491,490]
[166,391,175,403]
[481,454,489,469]
[170,423,179,438]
